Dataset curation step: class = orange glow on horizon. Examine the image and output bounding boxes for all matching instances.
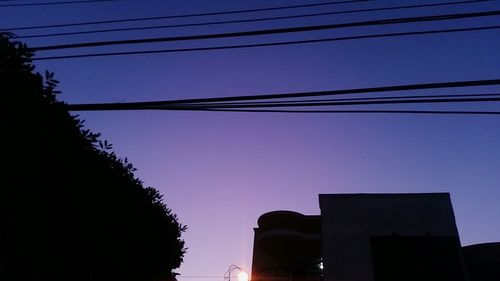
[238,271,249,281]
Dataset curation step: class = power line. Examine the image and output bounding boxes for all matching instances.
[179,96,500,109]
[191,109,500,115]
[0,0,116,7]
[29,10,500,51]
[3,0,372,31]
[65,96,500,112]
[16,0,492,39]
[170,93,500,109]
[32,25,500,61]
[65,78,500,111]
[61,79,500,114]
[68,100,500,115]
[192,93,500,106]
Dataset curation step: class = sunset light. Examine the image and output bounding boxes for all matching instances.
[238,271,249,281]
[3,0,500,280]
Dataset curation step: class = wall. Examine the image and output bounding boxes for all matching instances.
[319,193,465,281]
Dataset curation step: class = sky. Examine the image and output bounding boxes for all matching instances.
[2,0,500,279]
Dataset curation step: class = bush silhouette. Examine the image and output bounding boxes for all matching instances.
[0,33,186,281]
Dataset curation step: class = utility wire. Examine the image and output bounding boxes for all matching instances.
[33,25,500,61]
[67,102,500,115]
[66,96,500,112]
[66,78,500,111]
[3,0,372,31]
[29,10,500,51]
[16,0,492,39]
[0,0,116,7]
[192,109,500,115]
[169,93,500,107]
[174,96,500,110]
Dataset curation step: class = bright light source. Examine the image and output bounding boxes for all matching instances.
[319,262,324,270]
[238,271,249,281]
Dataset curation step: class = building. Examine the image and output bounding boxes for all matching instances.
[462,242,500,281]
[251,211,322,281]
[251,193,499,281]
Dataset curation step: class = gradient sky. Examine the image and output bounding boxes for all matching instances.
[2,0,500,279]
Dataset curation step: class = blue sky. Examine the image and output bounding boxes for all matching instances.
[2,0,500,278]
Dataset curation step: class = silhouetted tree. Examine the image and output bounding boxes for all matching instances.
[0,33,186,281]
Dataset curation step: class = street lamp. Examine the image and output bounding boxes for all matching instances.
[224,265,250,281]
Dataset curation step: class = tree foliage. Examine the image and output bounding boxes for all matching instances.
[0,33,186,281]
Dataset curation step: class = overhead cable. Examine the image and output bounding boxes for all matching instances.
[191,93,500,106]
[30,10,500,51]
[0,0,116,7]
[16,0,492,39]
[190,109,500,115]
[174,96,500,110]
[66,104,500,115]
[32,25,500,60]
[65,78,500,111]
[65,96,500,112]
[3,0,372,30]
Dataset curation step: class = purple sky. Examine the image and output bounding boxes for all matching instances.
[3,0,500,279]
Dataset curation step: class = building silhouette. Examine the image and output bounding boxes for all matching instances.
[251,193,499,281]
